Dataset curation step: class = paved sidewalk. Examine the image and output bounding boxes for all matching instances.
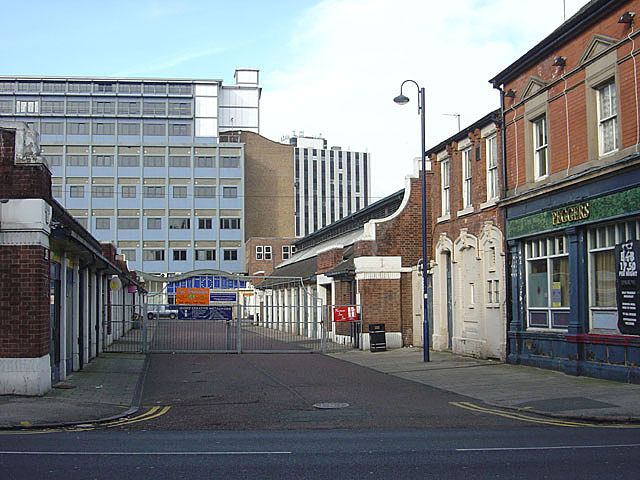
[0,353,146,429]
[330,347,640,422]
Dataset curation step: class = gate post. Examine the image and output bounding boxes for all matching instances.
[142,302,148,354]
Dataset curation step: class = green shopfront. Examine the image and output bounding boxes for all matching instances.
[505,167,640,383]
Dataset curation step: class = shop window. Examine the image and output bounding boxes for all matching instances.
[525,235,569,329]
[589,220,640,332]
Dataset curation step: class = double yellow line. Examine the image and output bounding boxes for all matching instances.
[450,401,639,428]
[102,406,171,428]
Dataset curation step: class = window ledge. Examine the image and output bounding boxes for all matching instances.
[480,199,498,210]
[457,206,474,217]
[437,214,451,223]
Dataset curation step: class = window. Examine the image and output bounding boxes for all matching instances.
[74,217,88,228]
[118,155,139,167]
[533,116,548,180]
[51,185,63,197]
[173,186,187,198]
[143,83,166,94]
[143,156,165,167]
[95,83,115,93]
[486,134,498,200]
[169,123,191,136]
[118,83,141,94]
[0,81,14,92]
[441,157,450,216]
[41,101,64,114]
[173,250,187,261]
[94,122,115,135]
[67,101,90,114]
[143,123,166,136]
[96,217,111,230]
[67,122,89,135]
[168,218,191,229]
[118,101,141,115]
[69,185,84,198]
[120,249,137,261]
[195,156,215,168]
[93,101,115,114]
[168,84,192,95]
[282,245,295,260]
[143,185,165,198]
[588,220,639,331]
[198,218,212,229]
[121,185,137,198]
[46,155,62,167]
[143,101,166,115]
[256,246,263,260]
[223,249,238,261]
[169,156,190,167]
[117,218,140,229]
[597,81,618,155]
[220,218,240,229]
[221,157,240,168]
[147,218,162,229]
[0,100,12,113]
[42,82,65,93]
[91,185,114,197]
[196,249,215,261]
[168,102,192,115]
[68,82,91,93]
[118,123,140,136]
[222,186,237,198]
[17,81,39,92]
[487,279,500,306]
[195,186,216,198]
[462,147,473,208]
[16,100,39,114]
[40,122,64,135]
[92,155,114,167]
[525,236,569,329]
[143,249,165,261]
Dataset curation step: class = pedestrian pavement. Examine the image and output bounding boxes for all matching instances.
[0,353,146,429]
[2,348,640,429]
[329,347,640,422]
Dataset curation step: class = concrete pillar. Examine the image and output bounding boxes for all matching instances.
[89,269,97,360]
[82,268,90,366]
[59,253,68,380]
[72,260,80,372]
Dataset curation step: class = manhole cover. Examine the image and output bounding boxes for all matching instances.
[313,402,350,409]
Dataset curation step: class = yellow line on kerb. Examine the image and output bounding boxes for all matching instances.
[450,402,640,429]
[103,406,172,428]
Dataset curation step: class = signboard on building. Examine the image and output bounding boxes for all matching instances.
[616,240,640,335]
[177,306,233,320]
[176,287,210,305]
[212,292,237,303]
[333,305,358,322]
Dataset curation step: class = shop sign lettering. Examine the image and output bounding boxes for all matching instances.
[551,202,590,226]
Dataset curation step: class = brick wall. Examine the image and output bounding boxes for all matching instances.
[317,248,343,274]
[245,237,297,278]
[0,245,50,357]
[359,278,401,332]
[0,128,51,201]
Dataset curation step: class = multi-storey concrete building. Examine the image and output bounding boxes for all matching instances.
[0,69,260,275]
[285,134,370,237]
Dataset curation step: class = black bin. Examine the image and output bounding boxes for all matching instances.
[368,323,386,352]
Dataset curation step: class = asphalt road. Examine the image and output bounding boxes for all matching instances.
[1,428,640,479]
[132,353,519,430]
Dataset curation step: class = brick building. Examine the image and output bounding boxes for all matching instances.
[427,110,507,360]
[1,121,143,395]
[490,0,640,382]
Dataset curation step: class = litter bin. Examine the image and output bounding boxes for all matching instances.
[368,323,386,352]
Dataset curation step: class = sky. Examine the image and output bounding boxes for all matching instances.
[1,0,588,202]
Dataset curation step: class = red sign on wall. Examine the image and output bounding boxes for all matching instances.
[333,306,358,322]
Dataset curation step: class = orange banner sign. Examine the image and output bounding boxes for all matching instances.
[176,287,210,305]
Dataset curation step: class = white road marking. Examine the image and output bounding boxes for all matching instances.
[457,443,640,452]
[0,451,292,455]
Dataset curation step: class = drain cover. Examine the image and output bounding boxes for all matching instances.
[313,402,350,409]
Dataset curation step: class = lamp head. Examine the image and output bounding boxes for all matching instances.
[393,94,410,105]
[618,11,635,25]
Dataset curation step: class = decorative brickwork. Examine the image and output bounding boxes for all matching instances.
[0,128,51,201]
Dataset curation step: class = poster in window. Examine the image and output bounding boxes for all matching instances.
[615,240,640,335]
[551,281,562,308]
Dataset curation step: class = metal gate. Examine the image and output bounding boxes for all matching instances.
[104,303,362,354]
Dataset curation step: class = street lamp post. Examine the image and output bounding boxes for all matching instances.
[394,80,430,362]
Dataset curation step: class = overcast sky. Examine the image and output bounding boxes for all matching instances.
[1,0,588,202]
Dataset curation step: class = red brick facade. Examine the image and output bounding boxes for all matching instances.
[0,128,51,201]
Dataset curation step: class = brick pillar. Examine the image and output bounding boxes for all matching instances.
[0,122,53,395]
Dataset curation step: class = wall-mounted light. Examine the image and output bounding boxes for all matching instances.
[504,89,516,99]
[618,11,635,25]
[553,56,567,67]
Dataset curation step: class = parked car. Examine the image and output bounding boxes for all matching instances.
[147,306,178,320]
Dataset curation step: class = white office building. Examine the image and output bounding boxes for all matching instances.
[0,69,260,275]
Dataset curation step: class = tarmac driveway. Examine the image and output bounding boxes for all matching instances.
[134,353,518,430]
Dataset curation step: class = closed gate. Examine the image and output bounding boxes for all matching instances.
[103,303,362,354]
